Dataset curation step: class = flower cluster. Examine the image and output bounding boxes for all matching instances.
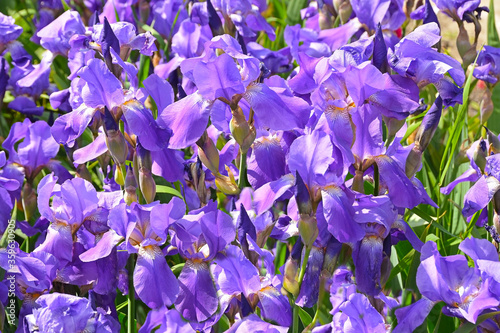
[1,0,500,332]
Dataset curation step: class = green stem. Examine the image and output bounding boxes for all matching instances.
[374,163,379,196]
[293,246,312,333]
[238,151,248,189]
[127,254,136,333]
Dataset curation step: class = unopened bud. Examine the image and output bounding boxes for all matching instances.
[405,147,423,178]
[282,258,300,297]
[473,139,488,173]
[104,107,128,165]
[22,183,37,221]
[190,159,208,205]
[298,215,319,248]
[114,165,125,186]
[230,107,256,154]
[383,116,405,139]
[139,168,156,203]
[215,166,240,195]
[485,127,500,155]
[457,25,476,68]
[415,96,443,152]
[124,167,138,205]
[480,87,494,125]
[295,172,312,216]
[197,132,220,174]
[338,1,352,24]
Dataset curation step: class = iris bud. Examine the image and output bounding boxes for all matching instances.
[197,132,220,174]
[473,139,488,173]
[485,127,500,155]
[230,107,256,154]
[282,258,300,297]
[405,147,423,178]
[124,167,138,205]
[215,166,240,195]
[136,143,155,203]
[295,172,312,216]
[104,107,128,165]
[298,215,319,249]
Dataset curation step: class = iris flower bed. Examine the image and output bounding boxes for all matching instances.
[1,0,500,331]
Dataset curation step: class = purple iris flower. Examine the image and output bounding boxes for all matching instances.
[169,201,235,322]
[0,12,23,52]
[80,197,185,309]
[432,0,481,21]
[7,50,54,115]
[2,119,59,181]
[211,0,275,40]
[350,0,405,32]
[28,293,119,332]
[474,45,500,84]
[140,306,195,333]
[0,151,24,232]
[462,153,500,219]
[227,314,289,333]
[37,11,86,56]
[388,23,465,106]
[395,239,500,330]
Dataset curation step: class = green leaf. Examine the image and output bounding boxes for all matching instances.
[487,83,500,134]
[453,311,500,333]
[439,55,478,186]
[285,0,308,25]
[298,307,313,327]
[171,263,185,277]
[156,185,184,200]
[488,0,500,48]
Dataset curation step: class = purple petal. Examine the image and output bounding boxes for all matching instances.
[175,260,218,322]
[193,53,245,100]
[157,92,210,149]
[440,168,480,195]
[244,83,308,131]
[463,176,500,218]
[143,74,174,112]
[253,174,295,216]
[122,100,171,151]
[322,186,363,243]
[51,105,97,146]
[73,132,107,165]
[135,245,179,308]
[214,245,261,297]
[288,131,334,187]
[459,237,499,262]
[393,297,435,333]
